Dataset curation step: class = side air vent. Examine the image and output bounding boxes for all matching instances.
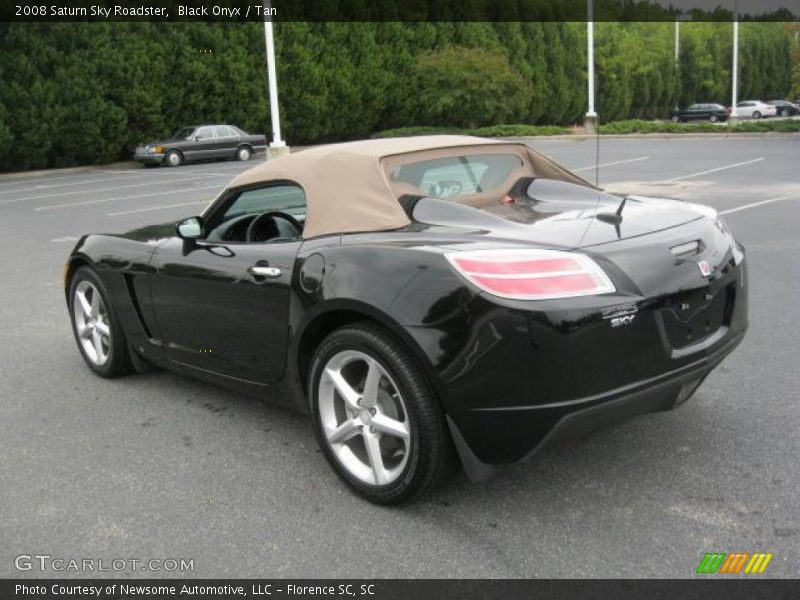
[670,239,703,260]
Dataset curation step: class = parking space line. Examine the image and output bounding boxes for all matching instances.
[106,201,210,216]
[720,196,797,216]
[0,172,171,196]
[667,157,764,182]
[35,185,223,211]
[3,174,227,206]
[573,156,650,172]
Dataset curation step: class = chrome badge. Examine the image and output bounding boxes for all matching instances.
[698,260,713,277]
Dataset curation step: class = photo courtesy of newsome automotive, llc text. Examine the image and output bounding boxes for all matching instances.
[0,0,798,598]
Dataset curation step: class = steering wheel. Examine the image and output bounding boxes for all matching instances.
[245,210,303,243]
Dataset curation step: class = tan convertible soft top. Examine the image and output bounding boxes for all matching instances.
[227,135,594,238]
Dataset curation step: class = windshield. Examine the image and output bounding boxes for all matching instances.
[172,127,196,140]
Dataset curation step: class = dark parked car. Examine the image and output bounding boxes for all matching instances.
[134,125,266,167]
[672,103,730,123]
[65,136,748,504]
[767,100,800,117]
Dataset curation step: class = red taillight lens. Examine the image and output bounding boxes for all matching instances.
[446,249,615,300]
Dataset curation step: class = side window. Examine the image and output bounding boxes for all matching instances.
[224,185,306,220]
[204,184,307,243]
[214,126,237,139]
[195,126,215,141]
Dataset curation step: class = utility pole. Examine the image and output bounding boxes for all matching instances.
[262,0,289,158]
[585,0,598,134]
[731,4,740,120]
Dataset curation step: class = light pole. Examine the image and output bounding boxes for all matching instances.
[731,3,740,120]
[262,1,289,158]
[585,0,597,133]
[675,13,692,111]
[675,13,692,64]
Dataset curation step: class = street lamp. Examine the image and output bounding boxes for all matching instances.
[731,1,740,120]
[262,0,289,158]
[585,0,597,133]
[675,13,692,64]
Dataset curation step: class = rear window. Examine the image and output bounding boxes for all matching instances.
[388,154,522,199]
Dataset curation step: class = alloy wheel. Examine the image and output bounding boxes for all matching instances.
[73,280,111,366]
[317,350,411,486]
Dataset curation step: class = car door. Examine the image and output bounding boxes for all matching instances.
[149,183,307,384]
[686,104,702,120]
[213,125,239,159]
[736,102,753,117]
[188,126,217,160]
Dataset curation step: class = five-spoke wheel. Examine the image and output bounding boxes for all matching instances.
[310,323,453,504]
[318,350,411,486]
[68,267,132,377]
[73,280,111,366]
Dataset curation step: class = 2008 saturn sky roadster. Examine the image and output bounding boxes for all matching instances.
[65,136,748,504]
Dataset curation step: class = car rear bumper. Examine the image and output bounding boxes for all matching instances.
[446,327,745,481]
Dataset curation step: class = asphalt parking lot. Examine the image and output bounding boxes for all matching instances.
[1,135,798,578]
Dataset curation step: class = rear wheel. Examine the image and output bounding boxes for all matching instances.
[68,267,133,378]
[309,323,454,504]
[236,146,252,161]
[752,110,762,120]
[709,114,718,122]
[671,115,680,123]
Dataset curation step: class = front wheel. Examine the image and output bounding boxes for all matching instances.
[164,149,182,167]
[309,323,454,504]
[752,111,762,120]
[68,267,133,378]
[671,115,680,123]
[709,114,718,122]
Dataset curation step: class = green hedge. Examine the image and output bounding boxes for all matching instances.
[0,21,794,171]
[599,118,800,134]
[373,124,571,138]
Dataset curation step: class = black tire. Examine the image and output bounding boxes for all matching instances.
[235,145,252,161]
[309,322,454,505]
[671,115,680,123]
[709,114,718,122]
[752,110,762,120]
[68,266,133,378]
[164,149,182,167]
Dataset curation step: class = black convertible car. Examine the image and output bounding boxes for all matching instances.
[65,136,748,504]
[134,124,267,167]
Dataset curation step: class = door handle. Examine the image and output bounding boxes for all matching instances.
[249,265,282,279]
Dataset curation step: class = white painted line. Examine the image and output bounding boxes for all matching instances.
[666,157,764,182]
[106,201,210,216]
[0,169,234,196]
[50,236,81,243]
[0,173,158,196]
[35,185,223,211]
[573,156,650,172]
[720,196,797,215]
[3,174,227,205]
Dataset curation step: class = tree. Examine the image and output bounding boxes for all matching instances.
[413,46,530,128]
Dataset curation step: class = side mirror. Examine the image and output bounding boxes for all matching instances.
[176,217,203,240]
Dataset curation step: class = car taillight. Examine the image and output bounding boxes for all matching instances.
[445,249,615,300]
